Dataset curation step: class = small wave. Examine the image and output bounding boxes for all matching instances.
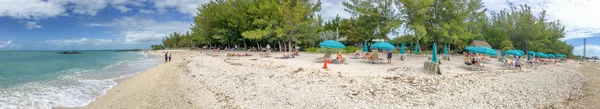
[0,78,117,109]
[0,52,162,109]
[102,60,127,69]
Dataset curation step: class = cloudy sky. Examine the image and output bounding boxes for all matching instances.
[0,0,598,56]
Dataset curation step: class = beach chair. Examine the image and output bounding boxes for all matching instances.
[350,51,363,59]
[368,50,386,64]
[463,57,480,71]
[314,51,332,63]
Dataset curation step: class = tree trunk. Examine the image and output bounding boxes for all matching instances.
[256,41,260,50]
[417,41,422,54]
[278,41,282,52]
[288,37,292,52]
[243,40,247,49]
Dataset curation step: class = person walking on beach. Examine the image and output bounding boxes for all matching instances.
[164,52,169,62]
[168,52,172,62]
[387,50,393,64]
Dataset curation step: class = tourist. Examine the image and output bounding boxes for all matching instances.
[337,50,345,64]
[164,52,168,62]
[387,50,393,64]
[168,52,172,62]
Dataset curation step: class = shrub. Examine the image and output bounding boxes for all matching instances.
[306,47,319,52]
[343,46,360,54]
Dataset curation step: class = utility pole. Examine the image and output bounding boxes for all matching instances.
[584,38,586,59]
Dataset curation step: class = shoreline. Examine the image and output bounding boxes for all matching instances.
[55,50,200,109]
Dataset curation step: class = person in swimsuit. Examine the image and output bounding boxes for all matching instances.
[337,50,345,64]
[168,52,172,62]
[164,52,168,62]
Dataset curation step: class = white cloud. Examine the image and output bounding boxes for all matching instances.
[88,16,191,43]
[320,0,351,21]
[0,0,66,19]
[573,45,600,58]
[0,40,13,48]
[152,0,210,15]
[43,38,113,46]
[482,0,600,40]
[138,9,155,14]
[25,21,43,29]
[113,5,131,13]
[1,0,148,19]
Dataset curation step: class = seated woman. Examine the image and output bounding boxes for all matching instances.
[293,49,300,56]
[365,52,373,60]
[471,53,479,65]
[515,59,522,70]
[336,50,345,64]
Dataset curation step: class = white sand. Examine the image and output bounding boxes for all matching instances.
[183,51,587,108]
[75,50,592,108]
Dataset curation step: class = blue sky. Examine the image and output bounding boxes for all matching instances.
[0,0,599,57]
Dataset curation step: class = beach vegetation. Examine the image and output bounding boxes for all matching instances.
[158,0,573,56]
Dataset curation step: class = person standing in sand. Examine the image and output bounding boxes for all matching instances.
[164,52,169,62]
[387,50,393,64]
[168,52,172,62]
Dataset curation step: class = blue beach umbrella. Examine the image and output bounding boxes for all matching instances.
[516,50,525,56]
[371,42,395,50]
[400,43,406,54]
[443,45,448,55]
[414,44,419,54]
[486,48,498,56]
[536,52,546,58]
[319,40,345,49]
[547,54,555,58]
[362,41,368,52]
[506,50,523,56]
[465,46,497,55]
[527,51,536,60]
[432,43,438,63]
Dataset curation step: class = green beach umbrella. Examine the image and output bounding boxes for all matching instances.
[432,43,438,63]
[400,42,406,54]
[371,42,395,50]
[362,41,368,52]
[319,40,345,49]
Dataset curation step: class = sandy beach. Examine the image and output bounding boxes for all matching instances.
[75,50,598,108]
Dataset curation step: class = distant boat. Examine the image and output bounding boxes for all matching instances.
[57,51,82,54]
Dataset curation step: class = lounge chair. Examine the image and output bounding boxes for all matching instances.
[367,50,385,64]
[314,51,332,63]
[350,50,363,59]
[463,57,480,71]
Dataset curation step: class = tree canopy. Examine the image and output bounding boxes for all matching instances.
[157,0,574,57]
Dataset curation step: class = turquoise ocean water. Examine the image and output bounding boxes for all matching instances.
[0,51,161,108]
